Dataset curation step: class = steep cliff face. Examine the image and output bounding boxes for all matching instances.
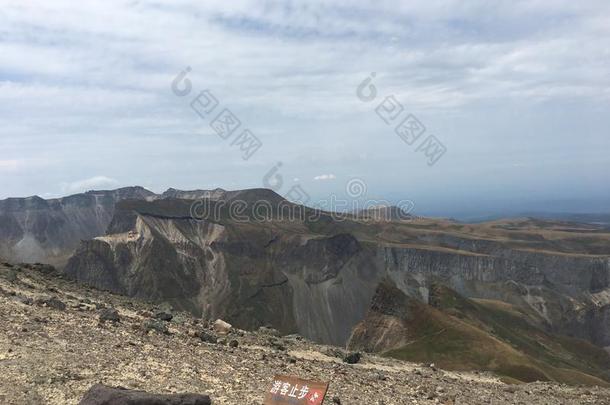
[63,196,610,352]
[0,187,236,266]
[0,187,157,265]
[347,281,414,353]
[380,246,610,347]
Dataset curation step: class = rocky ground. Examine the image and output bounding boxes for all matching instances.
[0,263,609,405]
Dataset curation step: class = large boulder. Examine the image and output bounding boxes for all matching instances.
[213,319,232,335]
[79,384,211,405]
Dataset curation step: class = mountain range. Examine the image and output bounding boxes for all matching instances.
[0,186,226,265]
[1,186,609,384]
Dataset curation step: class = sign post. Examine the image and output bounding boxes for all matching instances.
[264,374,329,405]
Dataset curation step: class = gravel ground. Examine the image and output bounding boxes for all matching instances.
[0,263,609,405]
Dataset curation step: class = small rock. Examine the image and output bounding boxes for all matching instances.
[258,326,281,337]
[196,330,218,344]
[343,352,361,364]
[34,264,56,275]
[17,296,33,306]
[75,303,91,311]
[35,296,66,310]
[228,339,239,348]
[332,397,341,404]
[268,338,287,351]
[78,383,211,405]
[142,320,169,335]
[5,269,18,282]
[322,347,346,359]
[285,333,304,341]
[154,311,173,322]
[99,308,120,323]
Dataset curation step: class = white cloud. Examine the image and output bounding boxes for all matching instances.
[0,158,55,174]
[0,0,609,209]
[0,159,21,172]
[60,176,120,195]
[313,174,336,181]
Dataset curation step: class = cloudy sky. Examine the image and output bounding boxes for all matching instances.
[1,0,609,217]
